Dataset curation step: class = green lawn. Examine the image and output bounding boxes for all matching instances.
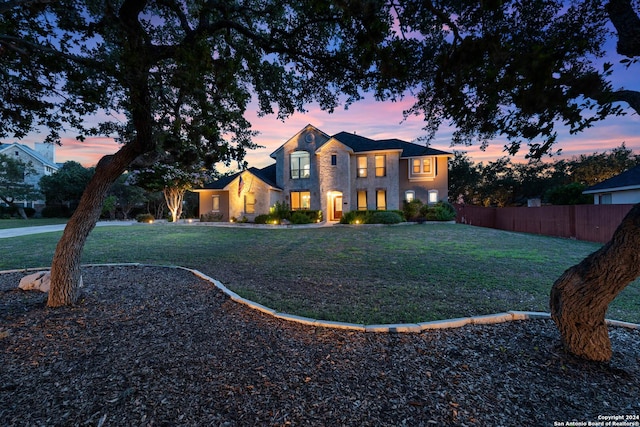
[1,222,638,324]
[0,218,68,229]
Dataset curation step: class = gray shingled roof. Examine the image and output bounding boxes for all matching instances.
[331,132,451,157]
[199,164,277,190]
[583,165,640,193]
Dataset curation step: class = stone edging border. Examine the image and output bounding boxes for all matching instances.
[4,263,640,332]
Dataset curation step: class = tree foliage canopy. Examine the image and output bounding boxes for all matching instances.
[449,144,640,206]
[391,0,640,158]
[0,153,40,204]
[1,0,395,170]
[39,161,94,207]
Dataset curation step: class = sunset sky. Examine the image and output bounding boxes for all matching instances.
[37,93,638,170]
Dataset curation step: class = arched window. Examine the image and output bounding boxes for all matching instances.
[290,151,310,179]
[405,191,415,203]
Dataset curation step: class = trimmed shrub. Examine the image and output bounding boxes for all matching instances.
[340,210,371,224]
[420,201,456,221]
[291,211,313,224]
[291,210,321,223]
[136,213,155,223]
[270,201,291,221]
[41,205,73,218]
[402,199,423,221]
[368,211,404,224]
[200,211,224,222]
[254,214,270,224]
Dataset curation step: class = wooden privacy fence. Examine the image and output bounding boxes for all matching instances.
[454,203,636,243]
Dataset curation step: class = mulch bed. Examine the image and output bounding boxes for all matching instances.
[1,265,639,426]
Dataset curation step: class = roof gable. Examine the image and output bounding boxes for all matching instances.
[270,124,331,158]
[0,142,59,170]
[583,165,640,193]
[198,163,279,190]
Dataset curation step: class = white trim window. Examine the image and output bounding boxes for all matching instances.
[357,190,367,210]
[376,189,387,210]
[405,190,415,203]
[409,156,436,180]
[291,191,311,210]
[357,155,367,178]
[428,190,439,204]
[244,193,256,214]
[375,155,386,177]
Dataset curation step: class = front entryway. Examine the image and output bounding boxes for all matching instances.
[333,195,343,220]
[328,191,343,221]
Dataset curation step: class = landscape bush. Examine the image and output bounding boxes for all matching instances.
[402,199,423,221]
[340,210,405,224]
[368,211,404,224]
[340,210,371,224]
[136,213,155,223]
[0,206,36,218]
[270,201,291,221]
[420,201,456,221]
[254,214,271,224]
[291,211,313,224]
[41,205,73,218]
[200,211,224,222]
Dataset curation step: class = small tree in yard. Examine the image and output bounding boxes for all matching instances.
[130,164,208,222]
[108,174,146,220]
[0,153,41,219]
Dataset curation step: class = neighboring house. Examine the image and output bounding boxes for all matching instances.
[0,142,59,208]
[194,124,451,222]
[583,165,640,205]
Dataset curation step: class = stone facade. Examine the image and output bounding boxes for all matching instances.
[195,124,451,222]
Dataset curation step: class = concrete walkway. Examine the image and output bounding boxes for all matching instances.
[0,221,137,239]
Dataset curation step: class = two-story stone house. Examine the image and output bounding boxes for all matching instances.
[195,124,451,222]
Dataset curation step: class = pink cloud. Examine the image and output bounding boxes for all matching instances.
[56,136,121,166]
[24,94,640,169]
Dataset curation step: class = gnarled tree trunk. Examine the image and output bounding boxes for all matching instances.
[47,143,144,307]
[550,203,640,362]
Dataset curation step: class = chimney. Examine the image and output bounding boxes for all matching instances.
[34,142,55,163]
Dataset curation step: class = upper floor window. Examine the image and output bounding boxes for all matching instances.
[409,156,436,180]
[357,156,367,178]
[331,154,337,166]
[290,151,310,179]
[375,155,386,177]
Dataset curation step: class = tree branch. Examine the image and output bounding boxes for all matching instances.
[606,0,640,57]
[608,89,640,113]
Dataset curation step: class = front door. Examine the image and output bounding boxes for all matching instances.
[333,195,343,220]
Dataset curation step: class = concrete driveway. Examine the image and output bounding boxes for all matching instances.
[0,221,136,239]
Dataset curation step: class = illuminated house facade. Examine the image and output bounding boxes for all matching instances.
[195,124,451,222]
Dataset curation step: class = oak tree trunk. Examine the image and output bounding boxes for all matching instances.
[550,203,640,362]
[47,143,143,307]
